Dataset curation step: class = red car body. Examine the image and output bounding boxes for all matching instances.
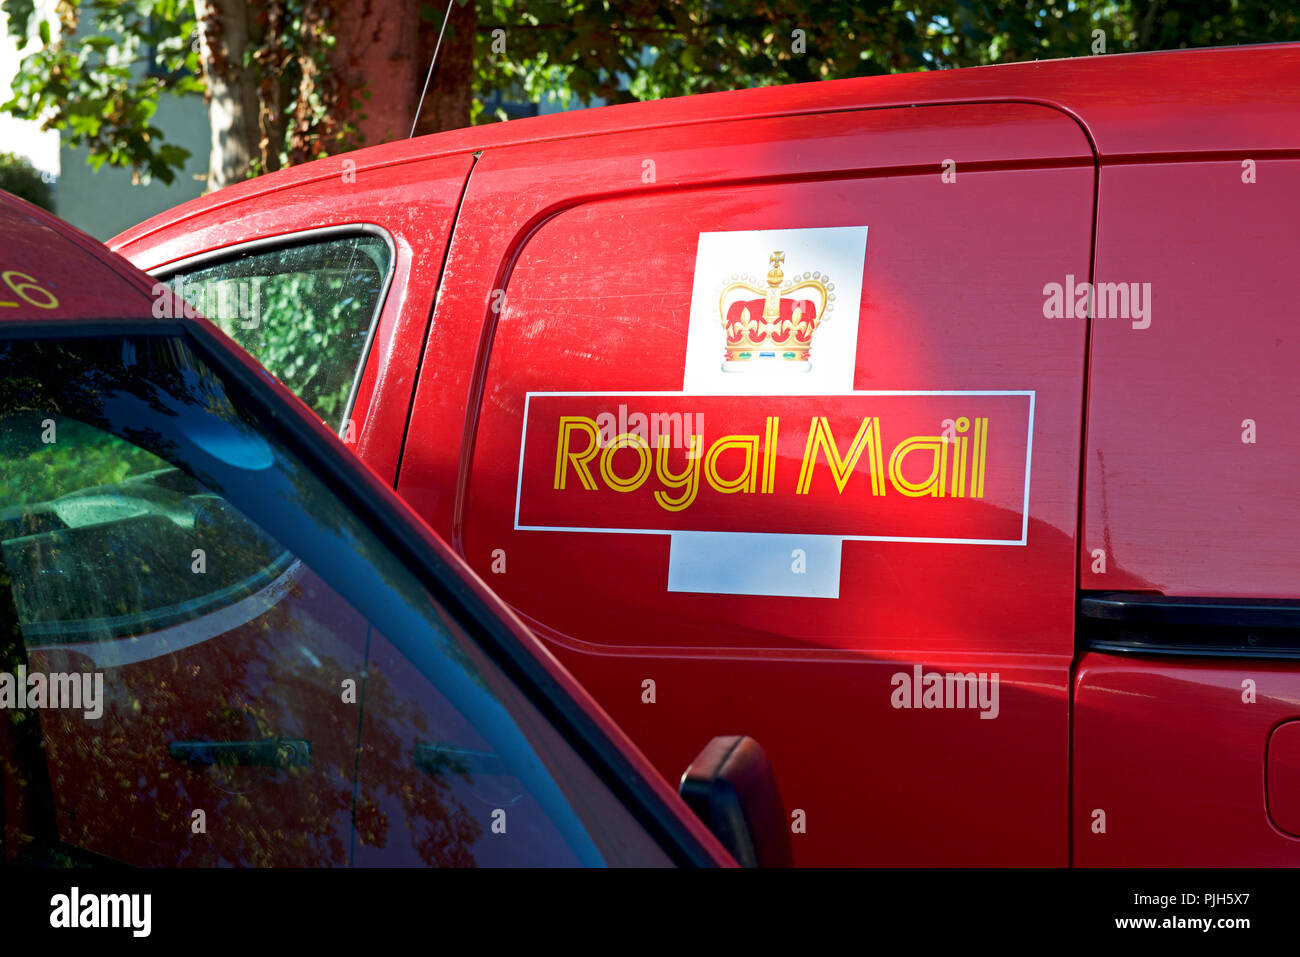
[113,44,1300,866]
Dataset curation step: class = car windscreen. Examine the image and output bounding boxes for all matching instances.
[0,331,672,868]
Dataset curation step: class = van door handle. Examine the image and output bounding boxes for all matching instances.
[168,738,311,768]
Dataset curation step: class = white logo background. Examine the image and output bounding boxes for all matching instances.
[682,225,870,395]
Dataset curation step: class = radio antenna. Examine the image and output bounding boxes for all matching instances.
[410,0,455,138]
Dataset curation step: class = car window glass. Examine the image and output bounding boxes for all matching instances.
[1,413,288,644]
[0,334,671,867]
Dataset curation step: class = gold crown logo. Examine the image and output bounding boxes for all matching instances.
[718,251,834,372]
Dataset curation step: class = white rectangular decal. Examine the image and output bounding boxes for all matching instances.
[683,225,869,394]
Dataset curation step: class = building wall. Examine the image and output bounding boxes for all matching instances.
[57,92,209,240]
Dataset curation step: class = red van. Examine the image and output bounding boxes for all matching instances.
[0,191,796,869]
[113,43,1300,866]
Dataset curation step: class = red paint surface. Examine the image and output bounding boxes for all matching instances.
[1081,160,1300,597]
[1,195,160,320]
[112,44,1300,257]
[1267,722,1300,839]
[1074,654,1300,865]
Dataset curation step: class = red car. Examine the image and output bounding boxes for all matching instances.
[113,44,1300,866]
[0,190,798,868]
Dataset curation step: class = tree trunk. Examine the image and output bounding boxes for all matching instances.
[195,0,262,189]
[330,0,423,147]
[414,0,477,135]
[198,0,468,186]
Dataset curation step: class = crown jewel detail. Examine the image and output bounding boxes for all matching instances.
[718,251,833,371]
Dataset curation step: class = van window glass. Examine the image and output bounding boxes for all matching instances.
[166,234,390,428]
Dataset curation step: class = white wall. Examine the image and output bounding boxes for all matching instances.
[0,2,59,178]
[58,93,209,241]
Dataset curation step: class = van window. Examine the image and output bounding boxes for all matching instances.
[166,234,391,428]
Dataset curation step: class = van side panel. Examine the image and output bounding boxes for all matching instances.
[1076,159,1300,863]
[400,104,1094,864]
[1080,160,1300,597]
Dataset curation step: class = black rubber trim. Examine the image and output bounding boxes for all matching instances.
[1080,591,1300,660]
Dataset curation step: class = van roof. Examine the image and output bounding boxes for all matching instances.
[112,42,1300,252]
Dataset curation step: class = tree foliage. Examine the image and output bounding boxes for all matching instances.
[3,0,199,184]
[0,151,54,209]
[3,0,1297,183]
[1,0,359,185]
[469,0,1297,121]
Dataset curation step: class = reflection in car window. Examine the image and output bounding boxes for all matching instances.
[166,234,390,428]
[0,334,671,867]
[1,412,289,644]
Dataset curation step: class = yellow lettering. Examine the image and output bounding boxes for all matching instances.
[951,416,971,498]
[599,432,652,492]
[762,417,779,493]
[704,434,761,493]
[796,417,883,495]
[888,436,948,497]
[554,416,601,490]
[653,435,702,511]
[971,418,988,498]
